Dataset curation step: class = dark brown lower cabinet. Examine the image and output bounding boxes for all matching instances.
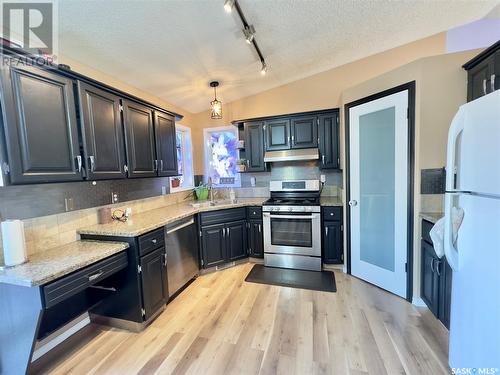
[420,220,452,329]
[140,247,167,320]
[322,207,343,264]
[201,220,248,267]
[248,220,264,258]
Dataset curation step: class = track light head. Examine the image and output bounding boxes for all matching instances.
[260,61,267,76]
[243,25,255,44]
[224,0,235,13]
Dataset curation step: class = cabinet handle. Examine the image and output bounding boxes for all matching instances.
[430,258,435,273]
[436,260,441,276]
[258,224,261,233]
[88,270,104,282]
[89,155,95,172]
[226,228,230,237]
[154,159,158,172]
[325,227,329,236]
[222,228,226,237]
[322,155,325,165]
[163,253,167,267]
[75,155,82,172]
[151,239,157,244]
[483,79,488,95]
[492,74,496,92]
[291,135,295,144]
[160,159,164,172]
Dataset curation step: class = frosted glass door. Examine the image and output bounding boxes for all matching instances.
[349,90,408,298]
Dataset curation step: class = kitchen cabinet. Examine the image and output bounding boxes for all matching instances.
[78,82,127,180]
[318,112,340,169]
[244,121,266,172]
[463,40,500,102]
[201,224,227,267]
[322,207,343,264]
[290,115,318,149]
[122,100,157,178]
[154,110,178,176]
[0,64,82,184]
[420,219,452,329]
[199,208,249,268]
[227,220,248,261]
[265,118,291,151]
[248,221,264,258]
[140,247,167,320]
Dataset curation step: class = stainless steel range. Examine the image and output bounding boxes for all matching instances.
[263,180,322,271]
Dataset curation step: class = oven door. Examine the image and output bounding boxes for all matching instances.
[263,211,321,256]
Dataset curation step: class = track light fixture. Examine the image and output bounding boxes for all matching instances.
[223,0,235,13]
[223,0,268,76]
[243,25,255,44]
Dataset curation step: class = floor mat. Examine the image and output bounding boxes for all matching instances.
[245,264,336,292]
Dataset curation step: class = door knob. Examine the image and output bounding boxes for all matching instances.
[348,200,358,207]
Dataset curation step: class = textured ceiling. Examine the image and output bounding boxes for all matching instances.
[58,0,498,113]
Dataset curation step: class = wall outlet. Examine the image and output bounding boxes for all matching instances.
[161,186,167,195]
[111,192,119,203]
[64,197,74,212]
[320,174,326,183]
[125,208,132,217]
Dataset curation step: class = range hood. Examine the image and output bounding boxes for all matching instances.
[264,148,319,163]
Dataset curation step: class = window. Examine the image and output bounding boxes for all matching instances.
[204,126,241,187]
[170,124,194,193]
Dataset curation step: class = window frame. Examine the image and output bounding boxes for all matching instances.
[169,124,194,193]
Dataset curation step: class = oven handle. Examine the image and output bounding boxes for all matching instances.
[264,213,317,220]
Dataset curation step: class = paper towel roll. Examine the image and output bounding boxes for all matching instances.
[1,220,27,267]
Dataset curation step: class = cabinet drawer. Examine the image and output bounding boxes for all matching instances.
[138,228,165,256]
[200,208,247,226]
[247,206,262,220]
[43,251,128,309]
[323,207,342,221]
[422,219,434,245]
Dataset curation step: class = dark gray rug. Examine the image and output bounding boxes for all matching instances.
[245,264,336,293]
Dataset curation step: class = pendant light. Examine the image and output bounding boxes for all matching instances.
[210,81,222,119]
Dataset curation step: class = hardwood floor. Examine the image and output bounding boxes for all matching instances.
[33,263,449,375]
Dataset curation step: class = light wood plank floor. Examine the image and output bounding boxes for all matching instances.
[33,263,449,375]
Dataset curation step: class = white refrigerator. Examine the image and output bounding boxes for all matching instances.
[445,89,500,370]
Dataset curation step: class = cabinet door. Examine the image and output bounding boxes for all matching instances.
[244,121,265,172]
[140,248,167,320]
[438,258,452,329]
[122,100,157,178]
[265,119,290,151]
[318,112,340,169]
[421,241,439,316]
[467,58,493,102]
[494,50,500,92]
[226,220,248,261]
[78,82,126,180]
[248,220,264,258]
[155,111,178,176]
[323,221,343,264]
[201,224,226,268]
[0,65,82,184]
[290,116,317,149]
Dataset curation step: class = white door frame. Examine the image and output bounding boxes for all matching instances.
[345,82,415,301]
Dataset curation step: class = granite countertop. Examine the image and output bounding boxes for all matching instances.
[0,240,129,287]
[420,212,444,224]
[79,198,267,237]
[320,196,343,207]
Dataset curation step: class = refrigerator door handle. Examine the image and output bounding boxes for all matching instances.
[444,107,466,271]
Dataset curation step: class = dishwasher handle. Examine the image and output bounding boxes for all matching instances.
[166,218,195,234]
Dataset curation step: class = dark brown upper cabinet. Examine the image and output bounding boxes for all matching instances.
[154,111,178,177]
[78,82,126,180]
[0,64,82,184]
[290,115,317,149]
[264,118,290,151]
[318,111,340,169]
[244,121,265,172]
[122,99,157,178]
[463,40,500,102]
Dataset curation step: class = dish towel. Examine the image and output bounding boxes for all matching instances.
[430,207,464,258]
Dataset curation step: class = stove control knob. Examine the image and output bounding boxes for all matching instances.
[288,207,293,212]
[305,207,312,212]
[273,207,279,212]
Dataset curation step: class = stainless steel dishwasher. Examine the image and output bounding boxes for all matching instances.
[165,216,199,298]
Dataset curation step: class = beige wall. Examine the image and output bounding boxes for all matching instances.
[341,49,478,300]
[190,32,447,173]
[57,55,197,127]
